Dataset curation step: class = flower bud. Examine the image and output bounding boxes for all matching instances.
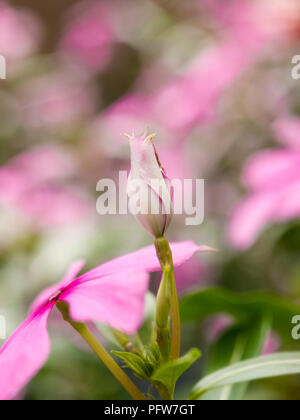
[126,130,173,238]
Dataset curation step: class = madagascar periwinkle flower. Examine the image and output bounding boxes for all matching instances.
[126,131,173,238]
[0,240,212,400]
[229,116,300,249]
[0,146,91,228]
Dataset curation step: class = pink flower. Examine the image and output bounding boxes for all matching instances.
[229,117,300,249]
[78,241,214,283]
[205,315,234,343]
[173,258,205,293]
[19,185,91,228]
[60,1,116,71]
[19,72,95,130]
[102,40,253,139]
[126,131,173,238]
[202,0,300,45]
[95,96,191,183]
[0,240,212,400]
[0,146,72,203]
[99,38,256,155]
[151,41,255,132]
[255,0,300,42]
[262,331,281,355]
[0,146,91,228]
[205,316,280,354]
[0,1,42,61]
[273,117,300,149]
[102,94,151,144]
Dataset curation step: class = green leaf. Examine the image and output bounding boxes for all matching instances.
[111,350,153,380]
[190,352,300,400]
[202,316,270,400]
[151,348,201,391]
[180,288,300,343]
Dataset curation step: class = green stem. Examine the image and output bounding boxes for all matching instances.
[170,270,180,360]
[155,237,181,360]
[56,302,146,401]
[156,325,171,361]
[156,383,174,400]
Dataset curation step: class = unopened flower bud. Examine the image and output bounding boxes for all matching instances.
[126,130,173,238]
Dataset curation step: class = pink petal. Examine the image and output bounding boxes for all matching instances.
[174,258,205,293]
[262,331,281,355]
[0,166,29,205]
[11,145,75,182]
[0,304,53,400]
[275,180,300,220]
[127,132,173,238]
[205,314,234,343]
[229,178,300,249]
[30,260,85,313]
[18,184,92,228]
[20,72,95,129]
[59,2,115,71]
[0,3,42,60]
[152,40,255,130]
[273,117,300,149]
[243,149,300,191]
[228,191,279,249]
[76,241,215,283]
[103,94,150,141]
[61,271,149,335]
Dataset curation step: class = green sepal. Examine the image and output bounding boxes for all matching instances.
[151,348,201,394]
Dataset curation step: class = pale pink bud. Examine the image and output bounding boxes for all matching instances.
[126,131,173,238]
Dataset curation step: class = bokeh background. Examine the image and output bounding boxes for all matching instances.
[1,0,300,400]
